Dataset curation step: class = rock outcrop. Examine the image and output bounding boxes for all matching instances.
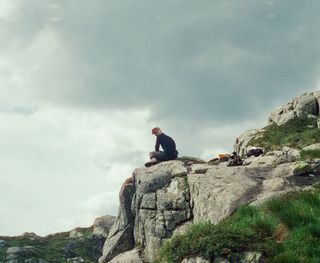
[234,129,265,157]
[98,90,320,262]
[269,91,320,125]
[99,155,320,262]
[93,215,117,237]
[99,178,136,262]
[109,248,143,263]
[234,91,320,156]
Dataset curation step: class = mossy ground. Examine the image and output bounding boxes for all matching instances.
[157,187,320,263]
[248,118,320,153]
[0,228,104,262]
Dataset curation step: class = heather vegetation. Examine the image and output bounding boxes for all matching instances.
[0,228,104,263]
[157,184,320,263]
[249,118,320,152]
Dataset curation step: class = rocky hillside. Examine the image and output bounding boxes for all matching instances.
[0,215,115,263]
[99,91,320,263]
[235,91,320,157]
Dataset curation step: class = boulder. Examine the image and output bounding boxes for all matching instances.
[269,92,320,125]
[242,251,262,263]
[295,94,319,118]
[99,180,135,263]
[93,215,116,237]
[188,166,257,224]
[67,257,85,263]
[303,143,320,151]
[181,257,210,263]
[109,248,143,263]
[293,161,313,176]
[234,129,264,157]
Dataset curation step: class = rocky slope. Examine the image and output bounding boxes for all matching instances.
[0,215,115,263]
[99,91,320,263]
[235,91,320,157]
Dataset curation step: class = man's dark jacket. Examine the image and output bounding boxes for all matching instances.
[155,133,178,158]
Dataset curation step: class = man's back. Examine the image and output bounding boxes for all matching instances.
[155,133,177,156]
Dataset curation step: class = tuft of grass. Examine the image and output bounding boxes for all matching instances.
[158,222,262,263]
[249,118,320,152]
[271,252,300,263]
[300,149,320,160]
[158,187,320,263]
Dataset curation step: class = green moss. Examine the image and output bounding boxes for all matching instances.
[184,177,190,189]
[249,118,320,152]
[158,187,320,263]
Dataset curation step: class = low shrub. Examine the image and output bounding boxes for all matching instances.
[158,188,320,263]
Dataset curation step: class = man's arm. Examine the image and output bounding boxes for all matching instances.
[155,136,160,151]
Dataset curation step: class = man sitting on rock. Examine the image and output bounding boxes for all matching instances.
[145,127,178,167]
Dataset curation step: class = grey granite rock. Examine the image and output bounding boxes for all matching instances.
[109,248,143,263]
[100,151,320,262]
[269,92,320,125]
[99,180,135,263]
[93,215,116,237]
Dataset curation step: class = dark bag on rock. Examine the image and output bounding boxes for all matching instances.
[246,148,263,158]
[227,152,243,166]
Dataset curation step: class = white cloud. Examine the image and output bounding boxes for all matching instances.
[0,106,153,236]
[49,17,62,22]
[78,191,119,215]
[1,0,320,237]
[0,0,19,20]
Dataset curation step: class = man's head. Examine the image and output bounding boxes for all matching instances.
[151,127,162,136]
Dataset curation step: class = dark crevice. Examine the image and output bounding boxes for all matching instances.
[315,100,320,116]
[287,172,320,187]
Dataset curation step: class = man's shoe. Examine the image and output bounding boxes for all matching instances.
[145,160,158,167]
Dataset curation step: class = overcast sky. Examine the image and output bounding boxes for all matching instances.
[1,0,320,236]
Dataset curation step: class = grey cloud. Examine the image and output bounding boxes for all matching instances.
[3,0,320,236]
[3,0,320,124]
[0,106,37,115]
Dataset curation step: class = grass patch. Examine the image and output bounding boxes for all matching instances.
[157,188,320,263]
[300,149,320,160]
[249,118,320,152]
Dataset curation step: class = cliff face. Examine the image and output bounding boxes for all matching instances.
[99,158,320,263]
[100,91,320,263]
